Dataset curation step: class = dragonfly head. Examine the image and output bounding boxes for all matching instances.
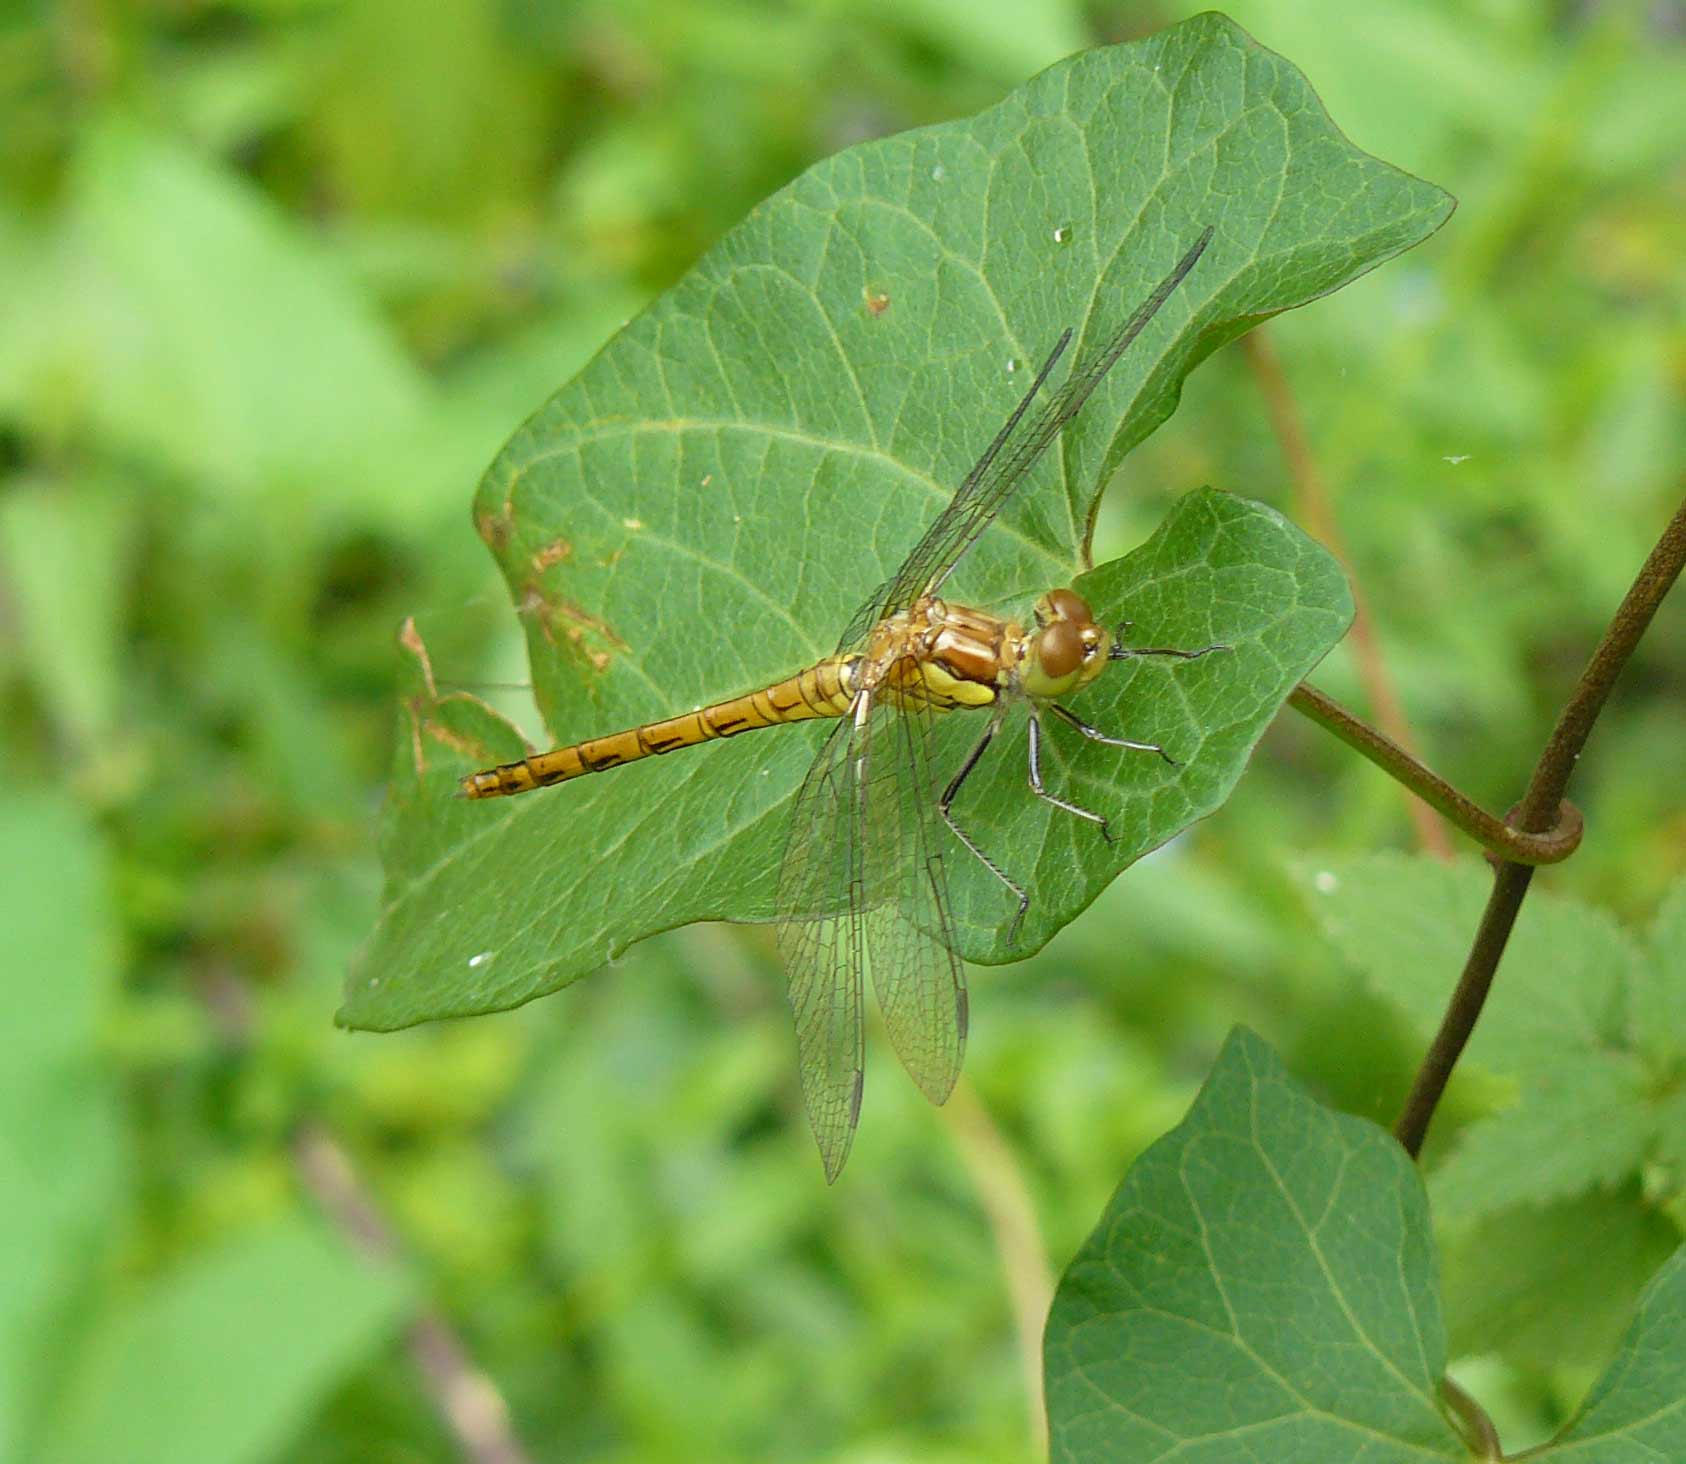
[1022,588,1113,698]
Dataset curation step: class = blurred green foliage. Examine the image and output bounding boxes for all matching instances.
[0,1,1681,1460]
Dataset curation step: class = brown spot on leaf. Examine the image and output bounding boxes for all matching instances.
[519,584,625,673]
[397,619,519,779]
[397,618,442,778]
[405,696,428,778]
[397,617,441,700]
[864,286,890,317]
[531,538,572,573]
[475,503,514,551]
[422,718,489,760]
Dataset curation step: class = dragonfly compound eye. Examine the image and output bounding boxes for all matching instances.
[1044,587,1092,624]
[1036,620,1083,681]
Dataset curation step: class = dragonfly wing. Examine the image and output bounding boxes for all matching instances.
[833,576,893,656]
[862,689,967,1107]
[776,702,871,1182]
[875,228,1214,616]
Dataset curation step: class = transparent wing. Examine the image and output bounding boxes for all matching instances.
[774,677,969,1179]
[874,227,1214,617]
[832,576,893,656]
[824,338,1071,657]
[862,687,967,1107]
[776,700,871,1183]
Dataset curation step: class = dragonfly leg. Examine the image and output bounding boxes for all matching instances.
[940,716,1031,944]
[1110,624,1229,662]
[1047,700,1179,768]
[1026,713,1114,843]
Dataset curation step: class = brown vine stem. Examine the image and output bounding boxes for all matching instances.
[1289,683,1583,865]
[1242,329,1454,860]
[1393,494,1686,1158]
[1442,1375,1504,1460]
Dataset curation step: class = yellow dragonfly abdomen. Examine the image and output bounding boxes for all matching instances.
[461,657,860,798]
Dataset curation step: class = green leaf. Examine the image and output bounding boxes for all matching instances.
[1307,854,1642,1069]
[347,13,1450,1031]
[1441,1188,1680,1373]
[1549,1246,1686,1458]
[1426,1053,1654,1225]
[17,117,431,508]
[0,794,124,1463]
[37,1216,413,1464]
[1043,1028,1461,1463]
[0,476,133,752]
[349,489,1349,1028]
[1308,854,1678,1225]
[1635,874,1686,1187]
[1631,872,1686,1069]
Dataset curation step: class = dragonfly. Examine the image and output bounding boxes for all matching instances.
[463,226,1217,1180]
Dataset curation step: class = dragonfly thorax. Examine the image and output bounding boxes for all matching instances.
[860,597,1011,713]
[854,588,1114,714]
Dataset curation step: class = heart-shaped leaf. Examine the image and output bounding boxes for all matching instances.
[1045,1028,1462,1462]
[345,13,1447,1030]
[1045,1029,1686,1462]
